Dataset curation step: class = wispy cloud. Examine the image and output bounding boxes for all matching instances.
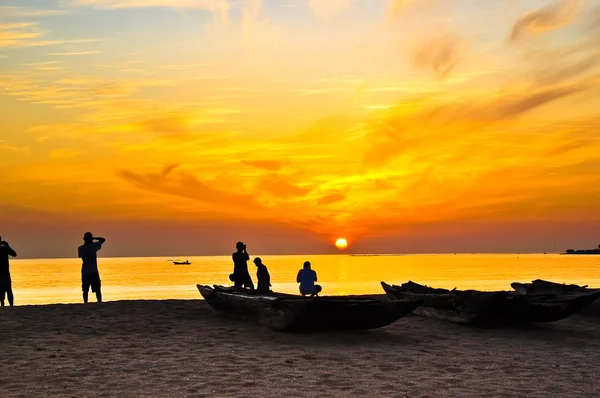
[509,0,581,42]
[241,160,285,171]
[0,6,73,17]
[154,63,215,70]
[67,0,231,23]
[0,23,43,48]
[0,140,29,154]
[47,50,101,56]
[0,22,100,48]
[411,34,463,79]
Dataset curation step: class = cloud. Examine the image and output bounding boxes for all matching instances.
[308,0,351,20]
[47,50,101,56]
[241,160,285,171]
[411,35,462,79]
[67,0,230,23]
[509,0,581,42]
[117,163,259,210]
[0,140,29,154]
[256,173,311,199]
[0,23,43,48]
[316,191,345,205]
[0,22,100,48]
[360,83,587,169]
[0,6,72,17]
[490,84,584,119]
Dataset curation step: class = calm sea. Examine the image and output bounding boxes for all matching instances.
[8,254,600,305]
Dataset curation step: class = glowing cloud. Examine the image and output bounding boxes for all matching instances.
[510,0,581,42]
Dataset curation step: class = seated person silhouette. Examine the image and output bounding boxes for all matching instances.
[253,257,271,293]
[297,261,322,297]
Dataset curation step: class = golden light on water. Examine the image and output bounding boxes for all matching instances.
[335,238,348,249]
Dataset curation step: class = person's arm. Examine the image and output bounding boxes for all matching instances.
[314,271,318,282]
[296,270,302,283]
[244,250,249,260]
[94,237,106,244]
[2,242,16,257]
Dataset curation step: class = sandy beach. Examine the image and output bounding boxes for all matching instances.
[1,299,599,398]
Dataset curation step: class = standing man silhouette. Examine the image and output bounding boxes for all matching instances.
[231,241,254,289]
[0,236,17,307]
[78,232,105,303]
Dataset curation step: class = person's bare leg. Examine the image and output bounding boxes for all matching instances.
[7,287,13,306]
[83,290,89,303]
[96,289,102,303]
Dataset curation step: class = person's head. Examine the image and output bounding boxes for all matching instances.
[253,257,262,267]
[303,261,311,269]
[236,241,246,251]
[83,232,93,244]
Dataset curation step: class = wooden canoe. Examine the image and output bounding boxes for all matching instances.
[509,279,600,322]
[511,279,593,295]
[381,281,511,325]
[197,284,421,332]
[382,280,600,325]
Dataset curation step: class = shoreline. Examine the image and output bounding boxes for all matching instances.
[2,299,600,397]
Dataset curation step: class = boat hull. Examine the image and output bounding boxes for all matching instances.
[197,285,421,332]
[381,282,510,325]
[382,281,600,325]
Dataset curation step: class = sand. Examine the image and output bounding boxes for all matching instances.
[1,299,600,398]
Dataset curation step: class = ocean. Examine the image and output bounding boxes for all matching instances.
[8,254,600,305]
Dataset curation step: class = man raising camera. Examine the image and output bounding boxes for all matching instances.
[0,236,17,307]
[78,232,106,303]
[231,241,254,290]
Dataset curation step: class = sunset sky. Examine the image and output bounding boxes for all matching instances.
[1,0,599,258]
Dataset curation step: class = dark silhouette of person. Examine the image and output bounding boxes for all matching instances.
[230,241,254,290]
[78,232,105,303]
[297,261,322,297]
[254,257,271,293]
[0,236,17,307]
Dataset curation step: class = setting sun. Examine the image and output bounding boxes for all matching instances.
[335,238,348,249]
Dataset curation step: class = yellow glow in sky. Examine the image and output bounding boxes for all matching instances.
[1,0,600,257]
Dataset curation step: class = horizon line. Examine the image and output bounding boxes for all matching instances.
[11,251,565,260]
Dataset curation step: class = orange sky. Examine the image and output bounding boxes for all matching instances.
[1,0,600,257]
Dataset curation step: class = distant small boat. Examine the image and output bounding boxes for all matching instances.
[197,284,421,332]
[173,261,191,265]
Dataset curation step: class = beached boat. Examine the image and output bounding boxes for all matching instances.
[509,279,600,321]
[381,281,600,325]
[510,279,593,295]
[381,281,510,325]
[197,284,421,331]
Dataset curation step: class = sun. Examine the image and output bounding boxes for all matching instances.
[335,238,348,249]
